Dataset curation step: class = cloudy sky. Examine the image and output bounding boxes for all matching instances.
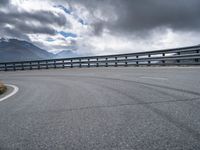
[0,0,200,55]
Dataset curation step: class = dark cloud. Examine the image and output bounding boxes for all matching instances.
[1,26,30,41]
[0,0,9,6]
[15,22,56,35]
[69,0,200,35]
[0,8,69,39]
[91,22,105,36]
[112,0,200,33]
[0,10,68,27]
[3,0,199,38]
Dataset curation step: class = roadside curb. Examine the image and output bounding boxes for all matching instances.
[0,84,19,102]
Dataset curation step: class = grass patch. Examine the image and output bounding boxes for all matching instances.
[0,82,7,95]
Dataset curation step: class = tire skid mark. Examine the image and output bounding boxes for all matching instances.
[92,83,200,142]
[8,74,200,96]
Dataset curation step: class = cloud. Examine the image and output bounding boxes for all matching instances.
[0,10,68,32]
[113,0,200,34]
[91,22,105,36]
[1,26,30,41]
[0,0,200,55]
[63,0,200,54]
[0,0,9,6]
[67,0,200,36]
[54,5,72,15]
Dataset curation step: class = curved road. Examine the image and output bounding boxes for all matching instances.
[0,67,200,150]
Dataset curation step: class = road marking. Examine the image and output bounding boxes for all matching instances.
[140,76,168,81]
[0,84,19,102]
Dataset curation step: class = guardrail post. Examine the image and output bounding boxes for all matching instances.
[4,64,7,71]
[195,50,199,62]
[30,62,32,70]
[115,57,118,67]
[105,58,108,67]
[148,54,151,65]
[21,63,24,70]
[62,60,65,68]
[176,52,180,63]
[70,60,73,68]
[37,61,40,69]
[88,59,90,67]
[125,56,128,66]
[46,61,48,69]
[54,60,56,68]
[96,58,99,67]
[79,59,82,68]
[136,56,139,66]
[162,53,165,64]
[13,63,16,71]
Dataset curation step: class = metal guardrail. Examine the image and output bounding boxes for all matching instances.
[0,45,200,71]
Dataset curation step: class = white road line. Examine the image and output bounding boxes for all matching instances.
[140,76,168,81]
[0,84,19,102]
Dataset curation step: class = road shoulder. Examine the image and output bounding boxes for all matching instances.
[0,84,19,102]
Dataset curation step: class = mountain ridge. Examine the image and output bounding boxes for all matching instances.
[0,38,78,62]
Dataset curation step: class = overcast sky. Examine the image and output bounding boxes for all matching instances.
[0,0,200,55]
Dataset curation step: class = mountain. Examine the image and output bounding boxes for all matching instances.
[55,50,79,58]
[0,38,54,62]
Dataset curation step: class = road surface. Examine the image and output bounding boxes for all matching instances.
[0,67,200,150]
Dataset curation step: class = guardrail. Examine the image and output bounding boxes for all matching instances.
[1,45,200,71]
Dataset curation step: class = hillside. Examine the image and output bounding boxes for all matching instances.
[0,38,54,62]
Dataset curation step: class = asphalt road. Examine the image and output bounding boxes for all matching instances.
[0,67,200,150]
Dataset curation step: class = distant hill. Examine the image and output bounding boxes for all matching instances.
[55,50,79,58]
[0,38,55,62]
